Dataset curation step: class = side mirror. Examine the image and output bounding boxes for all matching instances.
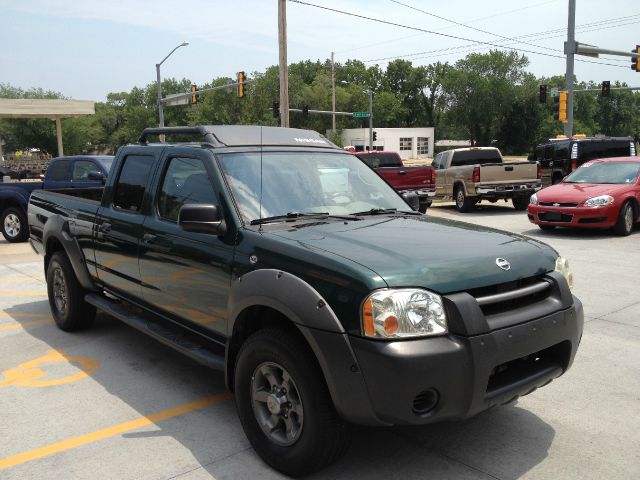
[401,191,420,211]
[178,204,227,235]
[88,171,106,184]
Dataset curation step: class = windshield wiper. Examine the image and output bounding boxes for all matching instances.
[350,208,421,216]
[250,211,330,225]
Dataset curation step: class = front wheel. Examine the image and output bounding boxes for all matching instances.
[234,328,350,477]
[1,207,29,243]
[613,202,635,236]
[46,252,96,331]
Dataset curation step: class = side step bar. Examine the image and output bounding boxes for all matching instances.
[85,293,225,371]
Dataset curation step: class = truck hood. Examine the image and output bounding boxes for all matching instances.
[538,182,631,203]
[271,215,557,294]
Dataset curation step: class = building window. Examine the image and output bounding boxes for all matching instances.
[417,137,429,156]
[400,137,413,151]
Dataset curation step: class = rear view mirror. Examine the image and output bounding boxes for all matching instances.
[88,171,106,184]
[178,204,227,235]
[401,191,420,211]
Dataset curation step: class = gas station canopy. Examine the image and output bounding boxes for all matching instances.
[0,98,95,156]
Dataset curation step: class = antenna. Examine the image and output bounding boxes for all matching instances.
[259,126,264,231]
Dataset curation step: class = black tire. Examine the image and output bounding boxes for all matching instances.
[455,186,477,213]
[1,207,29,243]
[234,328,350,477]
[512,196,529,211]
[46,252,96,331]
[418,202,428,214]
[538,224,556,231]
[613,201,635,236]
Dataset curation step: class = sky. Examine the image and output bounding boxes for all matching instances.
[1,0,638,102]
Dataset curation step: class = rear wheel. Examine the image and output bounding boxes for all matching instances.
[1,207,28,243]
[46,252,96,331]
[455,187,477,212]
[234,328,350,477]
[512,196,529,211]
[613,202,635,236]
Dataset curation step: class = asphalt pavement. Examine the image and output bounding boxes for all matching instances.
[0,204,638,479]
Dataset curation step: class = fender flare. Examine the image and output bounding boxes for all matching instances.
[227,269,385,426]
[42,215,97,292]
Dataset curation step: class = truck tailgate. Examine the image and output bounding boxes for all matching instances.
[479,162,538,184]
[377,166,434,190]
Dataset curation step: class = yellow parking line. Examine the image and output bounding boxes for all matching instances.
[0,277,44,286]
[0,313,49,318]
[0,392,232,470]
[0,320,49,331]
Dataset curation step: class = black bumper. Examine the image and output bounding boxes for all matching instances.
[313,296,583,426]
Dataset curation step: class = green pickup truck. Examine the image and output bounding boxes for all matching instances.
[28,126,583,476]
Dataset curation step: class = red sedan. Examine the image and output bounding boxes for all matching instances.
[528,156,640,236]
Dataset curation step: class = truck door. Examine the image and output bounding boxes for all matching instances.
[138,150,233,341]
[93,152,159,301]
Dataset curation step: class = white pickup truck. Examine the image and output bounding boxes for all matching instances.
[432,147,542,212]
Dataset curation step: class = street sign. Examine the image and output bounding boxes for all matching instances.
[163,94,190,107]
[352,112,370,118]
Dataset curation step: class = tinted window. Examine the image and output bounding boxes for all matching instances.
[579,141,633,162]
[553,144,569,161]
[356,153,402,168]
[72,160,97,180]
[113,155,153,212]
[450,150,501,167]
[158,157,215,222]
[48,160,69,181]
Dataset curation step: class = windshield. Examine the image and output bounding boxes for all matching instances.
[218,152,409,223]
[564,161,640,184]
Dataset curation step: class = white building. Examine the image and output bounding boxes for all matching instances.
[341,127,435,160]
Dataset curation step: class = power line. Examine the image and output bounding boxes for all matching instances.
[287,1,633,69]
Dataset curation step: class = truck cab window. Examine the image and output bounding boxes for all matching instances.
[72,160,96,180]
[158,157,215,222]
[113,155,153,212]
[48,160,69,181]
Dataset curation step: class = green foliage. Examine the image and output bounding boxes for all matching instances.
[2,52,639,157]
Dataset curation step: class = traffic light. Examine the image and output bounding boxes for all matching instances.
[237,71,246,98]
[632,45,640,72]
[558,91,568,123]
[190,84,199,105]
[302,105,309,117]
[373,131,377,141]
[553,91,568,123]
[272,101,280,118]
[539,84,547,103]
[601,80,610,97]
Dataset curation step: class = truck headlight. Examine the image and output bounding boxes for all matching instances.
[530,193,538,205]
[555,256,574,290]
[583,195,614,207]
[361,289,447,339]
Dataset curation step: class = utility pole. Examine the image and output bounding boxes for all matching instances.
[278,0,290,128]
[331,51,336,132]
[368,89,373,151]
[564,0,576,137]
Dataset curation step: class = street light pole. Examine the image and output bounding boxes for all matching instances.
[156,41,189,129]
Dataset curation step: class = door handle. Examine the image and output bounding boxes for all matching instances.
[98,222,111,233]
[142,233,157,244]
[398,170,407,176]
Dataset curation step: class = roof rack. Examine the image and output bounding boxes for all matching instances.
[138,126,221,146]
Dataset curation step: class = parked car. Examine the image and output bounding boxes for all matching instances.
[356,151,435,212]
[29,126,583,477]
[528,156,640,235]
[0,155,112,242]
[531,136,636,187]
[432,147,541,212]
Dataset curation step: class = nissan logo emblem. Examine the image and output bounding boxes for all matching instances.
[496,258,511,271]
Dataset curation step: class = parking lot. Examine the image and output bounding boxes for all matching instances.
[1,203,638,480]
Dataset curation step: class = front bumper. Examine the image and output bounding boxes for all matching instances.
[528,204,618,228]
[320,297,583,426]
